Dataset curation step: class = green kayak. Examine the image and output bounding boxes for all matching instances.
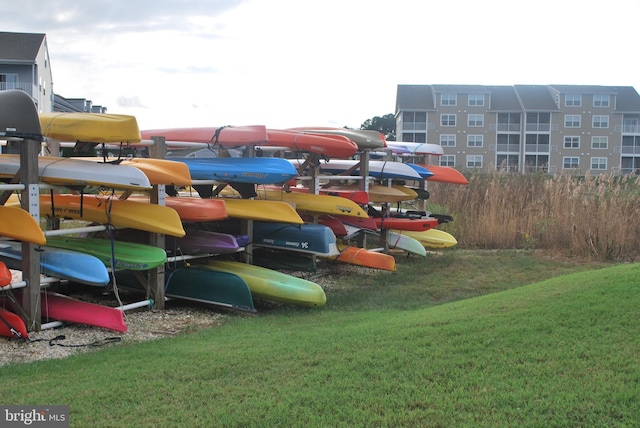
[45,236,167,271]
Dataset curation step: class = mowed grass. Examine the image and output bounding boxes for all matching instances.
[1,251,637,427]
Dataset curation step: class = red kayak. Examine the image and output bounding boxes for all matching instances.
[265,129,358,159]
[141,125,268,147]
[374,217,439,232]
[0,307,28,339]
[6,292,127,332]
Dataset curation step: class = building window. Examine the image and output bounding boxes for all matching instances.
[592,115,609,128]
[526,134,550,152]
[441,93,457,106]
[497,134,520,152]
[440,134,456,147]
[497,113,521,132]
[401,132,426,143]
[466,155,483,168]
[563,157,580,169]
[439,155,455,167]
[565,94,582,107]
[564,136,580,149]
[591,136,608,149]
[468,114,484,127]
[564,115,581,128]
[441,114,456,126]
[467,135,483,147]
[526,112,551,132]
[591,157,607,170]
[0,74,19,91]
[496,154,519,172]
[402,111,427,131]
[468,94,484,106]
[593,94,610,107]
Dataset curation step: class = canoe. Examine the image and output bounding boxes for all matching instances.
[168,229,243,255]
[287,127,386,150]
[392,228,458,249]
[33,194,186,237]
[252,221,339,256]
[419,165,469,185]
[264,129,358,158]
[40,112,141,143]
[141,126,268,147]
[255,188,368,218]
[221,198,304,224]
[45,236,167,270]
[308,159,423,181]
[128,195,228,222]
[0,154,152,190]
[7,291,127,332]
[170,157,298,184]
[202,259,326,307]
[0,206,46,245]
[0,240,111,286]
[386,141,444,156]
[116,268,256,313]
[320,244,396,272]
[0,307,28,339]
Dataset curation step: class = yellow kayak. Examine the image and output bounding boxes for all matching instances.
[0,206,46,245]
[9,194,186,237]
[255,188,368,218]
[222,198,304,224]
[39,112,141,143]
[392,228,458,249]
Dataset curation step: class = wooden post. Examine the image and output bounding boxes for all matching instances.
[20,139,41,331]
[357,151,370,249]
[148,136,166,309]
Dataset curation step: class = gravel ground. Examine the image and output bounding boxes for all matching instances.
[0,263,367,367]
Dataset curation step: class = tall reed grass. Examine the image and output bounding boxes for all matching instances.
[426,171,640,261]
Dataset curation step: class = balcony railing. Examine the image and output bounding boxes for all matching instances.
[615,125,640,134]
[621,146,640,155]
[0,83,35,97]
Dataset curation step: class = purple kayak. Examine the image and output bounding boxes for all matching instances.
[170,229,247,255]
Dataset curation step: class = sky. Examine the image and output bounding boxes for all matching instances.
[2,0,639,131]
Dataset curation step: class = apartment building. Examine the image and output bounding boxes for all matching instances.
[395,84,640,175]
[0,31,53,113]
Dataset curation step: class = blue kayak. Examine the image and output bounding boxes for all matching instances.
[406,163,434,179]
[252,222,340,256]
[0,241,111,287]
[169,157,298,184]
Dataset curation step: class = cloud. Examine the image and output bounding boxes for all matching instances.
[116,96,148,109]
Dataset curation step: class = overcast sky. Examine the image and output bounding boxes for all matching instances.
[3,0,639,130]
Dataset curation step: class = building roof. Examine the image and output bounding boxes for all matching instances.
[396,85,435,111]
[0,31,45,61]
[513,85,559,111]
[487,86,521,111]
[610,86,640,112]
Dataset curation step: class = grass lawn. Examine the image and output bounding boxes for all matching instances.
[0,250,637,427]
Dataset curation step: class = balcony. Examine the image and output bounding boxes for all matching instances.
[615,125,640,134]
[0,83,36,97]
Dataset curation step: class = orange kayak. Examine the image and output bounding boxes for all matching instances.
[265,129,358,158]
[129,195,228,222]
[418,165,468,185]
[321,244,396,272]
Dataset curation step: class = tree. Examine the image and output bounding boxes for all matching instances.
[360,113,396,141]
